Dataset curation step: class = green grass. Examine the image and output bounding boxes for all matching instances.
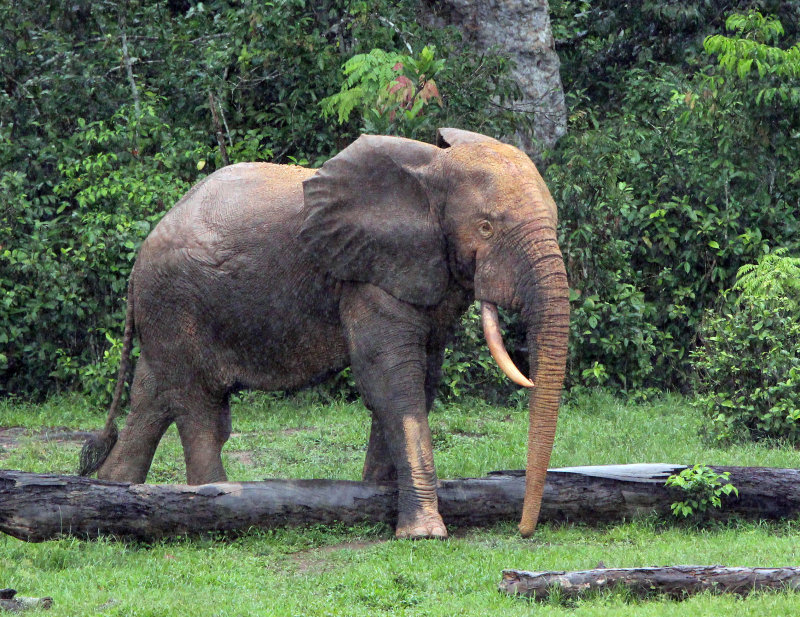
[2,390,800,616]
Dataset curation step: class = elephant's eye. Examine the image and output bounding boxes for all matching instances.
[477,220,494,239]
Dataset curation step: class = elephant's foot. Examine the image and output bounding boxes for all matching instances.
[395,509,448,540]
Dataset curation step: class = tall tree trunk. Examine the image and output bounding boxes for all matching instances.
[208,90,230,166]
[118,11,141,117]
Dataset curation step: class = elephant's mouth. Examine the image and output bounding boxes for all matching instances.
[480,301,533,388]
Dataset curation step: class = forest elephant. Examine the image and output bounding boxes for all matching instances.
[79,128,570,539]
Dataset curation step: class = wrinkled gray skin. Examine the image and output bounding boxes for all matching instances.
[80,129,569,539]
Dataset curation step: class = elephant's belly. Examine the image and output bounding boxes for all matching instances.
[224,320,351,393]
[133,244,351,395]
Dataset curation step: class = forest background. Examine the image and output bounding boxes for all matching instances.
[1,0,799,441]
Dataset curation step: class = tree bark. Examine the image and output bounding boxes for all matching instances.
[207,90,230,166]
[119,12,141,117]
[500,566,800,600]
[419,0,567,160]
[2,465,800,542]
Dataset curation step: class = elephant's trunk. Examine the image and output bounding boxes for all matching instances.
[518,236,570,537]
[475,219,570,536]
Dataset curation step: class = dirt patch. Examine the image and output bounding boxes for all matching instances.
[289,539,386,574]
[0,427,94,447]
[281,426,315,435]
[228,450,256,467]
[228,427,314,439]
[452,429,487,438]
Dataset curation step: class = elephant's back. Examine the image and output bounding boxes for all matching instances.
[145,162,315,257]
[135,161,323,299]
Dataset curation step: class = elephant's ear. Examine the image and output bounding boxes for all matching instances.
[300,135,448,306]
[436,128,504,148]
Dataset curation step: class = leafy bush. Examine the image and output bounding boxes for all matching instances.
[321,46,445,138]
[439,303,527,404]
[705,10,800,108]
[692,250,800,443]
[1,100,201,398]
[666,464,738,518]
[545,4,800,391]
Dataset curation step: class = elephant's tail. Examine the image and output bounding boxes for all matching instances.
[78,275,136,476]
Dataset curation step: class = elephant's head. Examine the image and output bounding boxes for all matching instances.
[300,129,569,536]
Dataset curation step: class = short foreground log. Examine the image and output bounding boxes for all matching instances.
[500,566,800,600]
[0,589,52,612]
[2,464,800,542]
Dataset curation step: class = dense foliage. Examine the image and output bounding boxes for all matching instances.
[548,0,800,391]
[1,0,519,398]
[3,0,799,412]
[693,250,800,443]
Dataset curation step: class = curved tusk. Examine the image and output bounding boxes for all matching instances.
[481,301,534,388]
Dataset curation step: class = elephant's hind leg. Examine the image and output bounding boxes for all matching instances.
[362,413,397,482]
[98,355,172,483]
[174,391,231,485]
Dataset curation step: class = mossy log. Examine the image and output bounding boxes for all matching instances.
[1,465,800,542]
[500,566,800,600]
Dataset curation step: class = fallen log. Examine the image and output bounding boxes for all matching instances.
[2,465,800,542]
[500,566,800,600]
[0,589,52,612]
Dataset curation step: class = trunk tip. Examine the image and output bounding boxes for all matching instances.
[518,520,537,538]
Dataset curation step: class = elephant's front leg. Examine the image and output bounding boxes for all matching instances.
[341,283,446,539]
[363,334,450,483]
